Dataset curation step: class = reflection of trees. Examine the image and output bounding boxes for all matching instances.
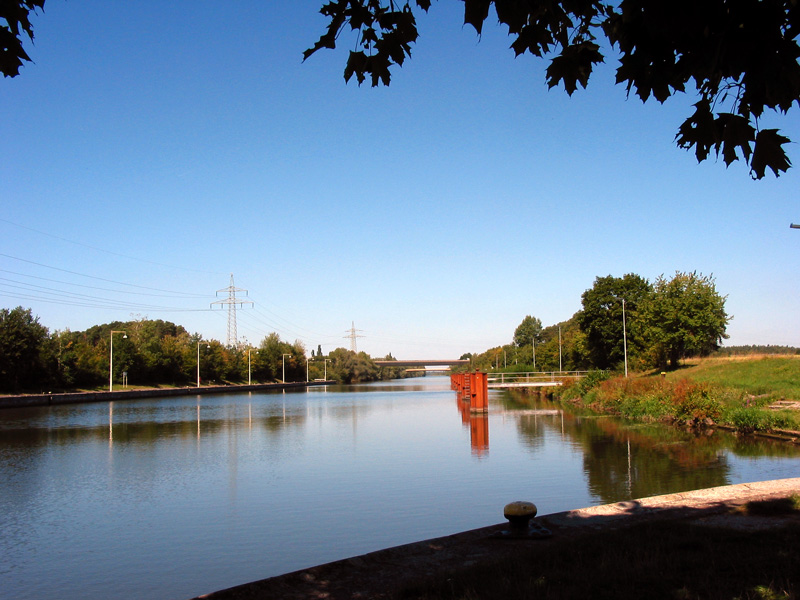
[0,403,309,449]
[506,389,800,505]
[513,410,731,503]
[514,414,548,453]
[0,393,385,454]
[580,420,731,503]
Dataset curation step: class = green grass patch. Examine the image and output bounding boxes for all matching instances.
[554,357,800,433]
[667,356,800,401]
[398,519,800,600]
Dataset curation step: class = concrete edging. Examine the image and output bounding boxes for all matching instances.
[196,478,800,599]
[0,380,335,409]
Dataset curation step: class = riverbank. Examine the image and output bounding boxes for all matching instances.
[0,380,336,409]
[549,356,800,435]
[195,478,800,600]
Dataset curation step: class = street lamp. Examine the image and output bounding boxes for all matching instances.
[532,335,536,371]
[248,348,258,385]
[622,298,629,378]
[306,357,311,383]
[324,358,331,380]
[282,353,291,383]
[558,326,562,372]
[197,341,210,388]
[109,330,127,391]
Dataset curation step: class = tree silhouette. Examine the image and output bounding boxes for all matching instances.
[306,0,800,179]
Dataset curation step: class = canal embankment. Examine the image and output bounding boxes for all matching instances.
[196,478,800,600]
[0,380,336,409]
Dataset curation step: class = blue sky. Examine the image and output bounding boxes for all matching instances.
[1,1,799,359]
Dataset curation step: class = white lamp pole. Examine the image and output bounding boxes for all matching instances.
[109,330,127,391]
[622,298,628,378]
[282,354,291,383]
[306,358,310,382]
[532,335,536,370]
[324,358,330,380]
[197,341,210,388]
[248,349,258,385]
[558,326,562,372]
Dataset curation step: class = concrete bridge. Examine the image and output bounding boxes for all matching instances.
[373,359,469,369]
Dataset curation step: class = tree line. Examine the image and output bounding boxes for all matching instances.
[0,309,406,393]
[459,271,731,373]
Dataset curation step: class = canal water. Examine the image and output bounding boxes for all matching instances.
[1,376,799,600]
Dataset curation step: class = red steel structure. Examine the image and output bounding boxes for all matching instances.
[450,371,488,413]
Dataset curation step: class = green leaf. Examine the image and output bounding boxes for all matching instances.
[675,100,715,163]
[463,0,492,35]
[750,129,792,179]
[545,42,603,95]
[715,113,754,167]
[344,50,368,84]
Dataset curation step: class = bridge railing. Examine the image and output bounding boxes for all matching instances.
[486,371,591,385]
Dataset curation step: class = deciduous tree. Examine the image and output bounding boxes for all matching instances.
[578,274,652,370]
[0,306,50,391]
[0,1,44,78]
[9,2,797,177]
[642,271,730,369]
[513,315,543,348]
[306,0,800,179]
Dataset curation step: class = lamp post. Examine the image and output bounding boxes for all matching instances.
[197,341,210,388]
[558,326,562,372]
[248,348,258,385]
[324,358,331,380]
[282,353,291,383]
[532,335,536,370]
[109,330,127,391]
[306,358,311,382]
[622,298,629,378]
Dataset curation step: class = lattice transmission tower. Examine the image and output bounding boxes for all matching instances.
[344,321,364,353]
[211,274,253,347]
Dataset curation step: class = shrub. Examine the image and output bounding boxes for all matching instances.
[725,406,773,432]
[670,380,723,424]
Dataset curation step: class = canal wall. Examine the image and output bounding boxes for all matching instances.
[0,380,335,409]
[197,478,800,600]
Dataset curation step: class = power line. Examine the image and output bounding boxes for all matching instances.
[0,217,225,275]
[0,253,210,297]
[0,290,211,312]
[0,269,207,298]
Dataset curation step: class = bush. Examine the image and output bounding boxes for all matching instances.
[725,406,776,433]
[671,380,723,424]
[558,369,610,401]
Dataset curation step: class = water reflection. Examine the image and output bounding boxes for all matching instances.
[500,389,799,505]
[455,387,489,456]
[1,379,799,600]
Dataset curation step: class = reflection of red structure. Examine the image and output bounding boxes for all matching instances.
[469,413,489,456]
[452,371,490,455]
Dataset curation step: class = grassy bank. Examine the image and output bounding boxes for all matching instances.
[399,497,800,600]
[554,356,800,434]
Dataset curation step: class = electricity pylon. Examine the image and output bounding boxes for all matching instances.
[344,321,364,353]
[211,274,253,347]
